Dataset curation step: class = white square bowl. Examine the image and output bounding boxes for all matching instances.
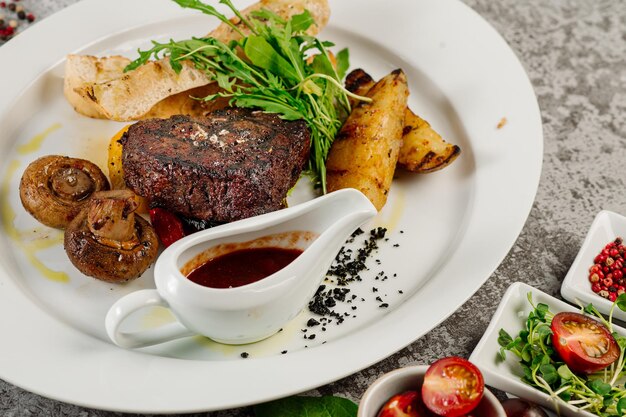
[561,210,626,322]
[469,282,626,417]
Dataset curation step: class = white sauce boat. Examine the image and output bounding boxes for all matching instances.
[105,188,377,348]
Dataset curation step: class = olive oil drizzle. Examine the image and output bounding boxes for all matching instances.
[16,123,61,155]
[374,186,406,232]
[2,136,70,283]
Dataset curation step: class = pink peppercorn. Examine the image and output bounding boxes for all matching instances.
[590,237,625,301]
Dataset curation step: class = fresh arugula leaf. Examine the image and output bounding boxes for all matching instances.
[254,396,358,417]
[244,35,300,81]
[231,96,303,120]
[618,397,626,414]
[172,0,242,34]
[290,10,314,33]
[336,48,350,80]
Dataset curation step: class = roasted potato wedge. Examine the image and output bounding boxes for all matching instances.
[399,112,461,173]
[345,69,461,173]
[64,0,330,121]
[326,69,409,211]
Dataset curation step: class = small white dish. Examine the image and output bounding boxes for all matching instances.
[470,282,626,417]
[358,365,505,417]
[561,210,626,321]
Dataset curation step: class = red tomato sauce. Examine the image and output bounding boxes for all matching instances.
[186,247,303,288]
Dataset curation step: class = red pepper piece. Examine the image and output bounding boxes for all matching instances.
[149,208,186,247]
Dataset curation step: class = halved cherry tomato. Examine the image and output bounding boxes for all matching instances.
[149,207,186,247]
[551,312,619,374]
[421,357,484,417]
[377,390,432,417]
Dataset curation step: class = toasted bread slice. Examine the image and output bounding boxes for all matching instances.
[67,57,211,121]
[64,0,330,121]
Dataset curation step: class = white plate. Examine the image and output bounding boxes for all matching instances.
[0,0,542,412]
[561,210,626,321]
[470,282,626,417]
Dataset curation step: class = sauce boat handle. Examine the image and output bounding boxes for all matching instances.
[105,289,193,349]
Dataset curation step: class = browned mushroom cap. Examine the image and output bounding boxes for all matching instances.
[20,155,110,229]
[64,190,158,283]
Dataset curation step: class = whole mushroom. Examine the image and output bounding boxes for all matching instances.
[64,190,159,282]
[20,155,110,228]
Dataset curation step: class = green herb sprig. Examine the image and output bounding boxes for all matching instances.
[499,293,626,416]
[126,0,368,193]
[254,395,357,417]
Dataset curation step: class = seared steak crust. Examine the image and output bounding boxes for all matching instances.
[122,109,310,222]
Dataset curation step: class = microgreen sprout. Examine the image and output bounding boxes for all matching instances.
[499,292,626,416]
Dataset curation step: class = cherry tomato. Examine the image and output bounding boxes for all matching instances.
[377,391,432,417]
[421,357,484,417]
[550,312,619,373]
[149,207,186,247]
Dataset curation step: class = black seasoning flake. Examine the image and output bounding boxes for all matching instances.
[379,303,389,308]
[372,287,378,293]
[308,334,316,340]
[393,244,400,248]
[281,350,288,354]
[376,296,383,302]
[307,227,392,328]
[307,318,320,327]
[351,228,364,237]
[399,290,404,294]
[240,352,249,358]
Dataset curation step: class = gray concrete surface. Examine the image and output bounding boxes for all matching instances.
[1,0,625,415]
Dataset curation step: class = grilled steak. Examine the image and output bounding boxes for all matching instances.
[122,108,310,222]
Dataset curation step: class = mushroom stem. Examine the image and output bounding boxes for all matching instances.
[87,190,140,248]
